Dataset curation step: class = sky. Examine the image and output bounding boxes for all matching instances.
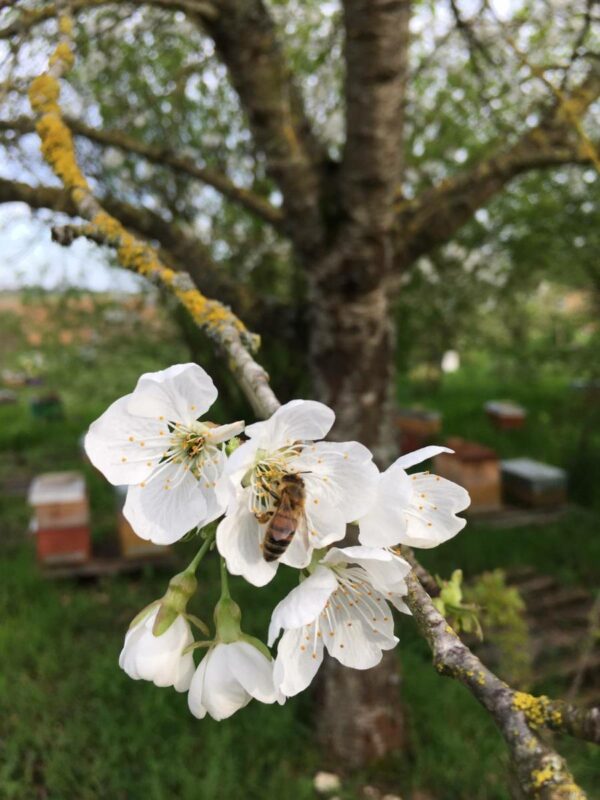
[0,204,141,293]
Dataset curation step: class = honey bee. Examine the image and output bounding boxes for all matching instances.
[262,473,307,562]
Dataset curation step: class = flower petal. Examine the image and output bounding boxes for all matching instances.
[325,546,411,595]
[216,497,278,587]
[268,566,337,645]
[226,642,281,704]
[298,441,378,523]
[124,465,208,544]
[394,445,454,471]
[128,363,218,425]
[222,437,260,487]
[188,655,209,719]
[85,394,166,486]
[119,609,194,690]
[304,500,347,549]
[394,472,470,547]
[357,463,413,548]
[360,463,471,550]
[273,625,324,697]
[201,644,252,720]
[244,400,335,449]
[326,610,395,670]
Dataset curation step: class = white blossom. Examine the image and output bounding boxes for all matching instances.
[119,605,195,692]
[216,399,379,586]
[188,641,282,720]
[268,546,411,697]
[85,363,243,544]
[358,446,470,549]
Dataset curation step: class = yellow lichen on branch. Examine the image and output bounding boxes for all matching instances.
[513,692,563,729]
[28,32,87,191]
[28,13,254,348]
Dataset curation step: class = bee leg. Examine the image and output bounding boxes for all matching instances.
[256,511,273,524]
[265,485,280,502]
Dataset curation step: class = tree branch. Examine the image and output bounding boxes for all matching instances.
[405,571,589,799]
[0,116,283,227]
[198,0,327,253]
[0,0,217,40]
[399,65,600,267]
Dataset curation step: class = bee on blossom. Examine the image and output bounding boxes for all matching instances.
[215,399,379,586]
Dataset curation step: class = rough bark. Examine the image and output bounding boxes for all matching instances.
[317,650,406,767]
[310,0,412,768]
[309,250,396,463]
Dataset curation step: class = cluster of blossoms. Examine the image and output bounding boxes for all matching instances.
[85,363,470,719]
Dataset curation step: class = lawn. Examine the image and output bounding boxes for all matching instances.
[0,293,598,799]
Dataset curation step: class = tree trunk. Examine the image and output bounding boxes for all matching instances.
[309,244,407,767]
[309,239,397,463]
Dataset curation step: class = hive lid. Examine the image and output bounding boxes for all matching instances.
[396,407,441,422]
[28,471,86,505]
[484,400,526,417]
[443,437,498,462]
[501,458,566,482]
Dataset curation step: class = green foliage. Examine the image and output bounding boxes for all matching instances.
[432,569,483,638]
[465,570,533,687]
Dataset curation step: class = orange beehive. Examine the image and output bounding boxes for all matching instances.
[28,472,91,565]
[484,401,526,430]
[36,525,91,565]
[115,486,168,558]
[433,437,502,512]
[396,408,442,453]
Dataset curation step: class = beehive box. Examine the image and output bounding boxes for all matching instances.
[396,408,442,452]
[28,471,91,565]
[501,458,567,508]
[36,524,91,565]
[484,400,526,430]
[433,437,502,512]
[115,486,168,558]
[28,471,89,528]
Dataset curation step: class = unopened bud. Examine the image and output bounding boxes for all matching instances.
[213,596,242,644]
[152,570,198,637]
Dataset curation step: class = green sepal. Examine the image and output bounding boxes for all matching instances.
[183,640,214,655]
[128,600,160,630]
[225,436,241,455]
[214,596,242,644]
[306,548,327,574]
[152,604,178,637]
[184,613,211,637]
[240,633,272,661]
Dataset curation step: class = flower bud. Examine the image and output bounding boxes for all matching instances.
[153,570,198,636]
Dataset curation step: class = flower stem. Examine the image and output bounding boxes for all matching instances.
[185,530,215,575]
[219,557,231,600]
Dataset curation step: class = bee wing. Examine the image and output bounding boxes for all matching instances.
[279,511,311,569]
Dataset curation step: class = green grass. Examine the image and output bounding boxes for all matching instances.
[0,297,599,799]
